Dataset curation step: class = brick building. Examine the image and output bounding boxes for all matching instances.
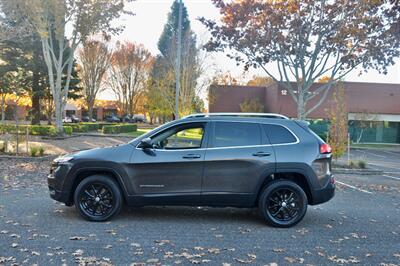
[209,82,400,143]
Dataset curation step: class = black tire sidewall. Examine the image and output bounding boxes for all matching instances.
[259,180,307,228]
[74,175,122,222]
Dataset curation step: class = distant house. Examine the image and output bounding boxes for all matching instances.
[64,100,120,120]
[209,82,400,144]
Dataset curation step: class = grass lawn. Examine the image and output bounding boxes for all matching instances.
[126,128,152,138]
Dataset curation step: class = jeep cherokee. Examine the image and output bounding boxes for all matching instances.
[48,113,335,227]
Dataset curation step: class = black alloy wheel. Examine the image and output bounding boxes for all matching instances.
[259,180,307,227]
[74,175,122,221]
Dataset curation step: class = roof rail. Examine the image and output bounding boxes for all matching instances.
[183,112,289,120]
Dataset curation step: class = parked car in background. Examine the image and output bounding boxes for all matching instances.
[132,114,146,123]
[82,116,96,122]
[70,115,81,123]
[121,114,133,123]
[104,115,120,123]
[48,113,334,227]
[62,115,80,123]
[62,117,72,123]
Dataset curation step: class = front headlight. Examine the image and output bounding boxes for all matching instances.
[54,156,74,164]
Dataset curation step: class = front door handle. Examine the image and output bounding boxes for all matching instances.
[252,151,271,157]
[182,154,201,159]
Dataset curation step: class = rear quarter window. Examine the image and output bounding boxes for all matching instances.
[263,124,297,144]
[211,122,261,147]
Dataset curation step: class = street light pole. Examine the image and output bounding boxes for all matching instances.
[175,0,183,120]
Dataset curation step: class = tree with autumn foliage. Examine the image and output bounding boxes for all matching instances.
[240,98,264,113]
[78,39,111,120]
[108,42,154,116]
[327,82,348,160]
[201,0,400,119]
[6,0,133,134]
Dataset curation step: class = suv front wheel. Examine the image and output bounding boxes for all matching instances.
[74,175,122,221]
[258,180,307,228]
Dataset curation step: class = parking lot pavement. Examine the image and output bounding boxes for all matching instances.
[1,158,400,265]
[343,148,400,177]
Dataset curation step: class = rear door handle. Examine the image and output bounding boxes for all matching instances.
[252,151,271,157]
[182,154,201,159]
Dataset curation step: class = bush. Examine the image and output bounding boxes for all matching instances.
[30,146,39,157]
[102,124,137,134]
[69,124,89,133]
[98,122,116,129]
[358,160,367,169]
[349,160,367,169]
[63,126,73,135]
[39,146,45,156]
[81,122,100,131]
[30,125,57,136]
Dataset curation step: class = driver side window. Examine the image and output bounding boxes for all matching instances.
[151,123,205,150]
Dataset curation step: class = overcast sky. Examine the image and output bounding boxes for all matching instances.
[99,0,400,100]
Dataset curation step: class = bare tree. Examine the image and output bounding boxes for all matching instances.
[8,0,133,134]
[78,39,111,120]
[108,42,153,116]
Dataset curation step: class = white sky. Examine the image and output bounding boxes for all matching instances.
[98,0,400,100]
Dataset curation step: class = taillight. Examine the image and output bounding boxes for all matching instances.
[320,143,332,154]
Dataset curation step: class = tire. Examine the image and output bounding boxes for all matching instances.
[74,175,122,222]
[258,180,307,228]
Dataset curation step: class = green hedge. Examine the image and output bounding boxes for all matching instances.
[30,125,57,136]
[63,126,73,135]
[102,124,137,134]
[0,124,72,136]
[65,122,100,132]
[69,124,89,133]
[98,122,117,129]
[81,122,100,131]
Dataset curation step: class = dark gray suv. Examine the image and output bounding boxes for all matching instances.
[48,113,335,227]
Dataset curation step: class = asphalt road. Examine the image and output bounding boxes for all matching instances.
[344,148,400,177]
[1,157,400,265]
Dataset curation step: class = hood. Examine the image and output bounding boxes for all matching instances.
[70,143,134,162]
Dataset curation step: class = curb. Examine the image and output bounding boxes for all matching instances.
[332,168,383,175]
[0,154,57,160]
[74,133,134,138]
[41,135,81,140]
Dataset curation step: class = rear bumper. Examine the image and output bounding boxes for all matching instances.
[310,174,335,205]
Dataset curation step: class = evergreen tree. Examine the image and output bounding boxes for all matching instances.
[157,0,191,57]
[149,0,202,118]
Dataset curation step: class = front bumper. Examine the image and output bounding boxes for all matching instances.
[310,174,335,205]
[47,163,73,205]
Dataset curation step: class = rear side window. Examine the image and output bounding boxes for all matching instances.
[211,122,261,148]
[263,124,297,144]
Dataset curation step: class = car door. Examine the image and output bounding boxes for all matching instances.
[202,121,276,206]
[130,122,209,204]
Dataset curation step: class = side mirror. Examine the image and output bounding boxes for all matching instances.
[139,137,153,149]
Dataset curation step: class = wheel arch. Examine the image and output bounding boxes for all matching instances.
[68,168,128,205]
[256,171,314,205]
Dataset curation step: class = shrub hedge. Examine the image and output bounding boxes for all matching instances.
[65,122,100,132]
[0,124,72,136]
[81,122,100,131]
[102,124,137,134]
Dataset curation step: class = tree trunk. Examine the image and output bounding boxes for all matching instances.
[31,50,41,125]
[297,92,306,120]
[54,66,64,134]
[1,95,5,122]
[88,102,94,121]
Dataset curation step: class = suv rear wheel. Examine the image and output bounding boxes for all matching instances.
[74,175,122,221]
[258,180,307,227]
